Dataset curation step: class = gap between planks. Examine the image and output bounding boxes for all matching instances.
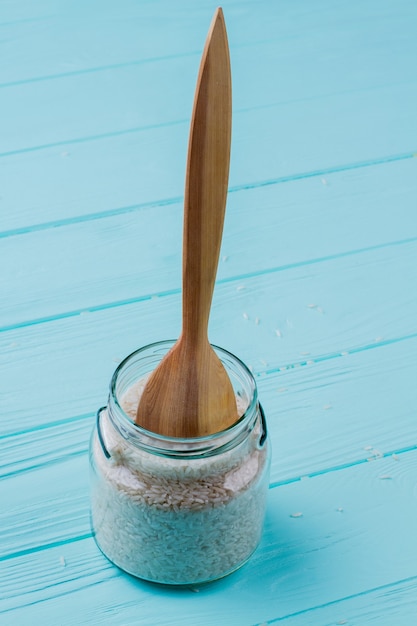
[1,234,416,333]
[253,575,417,625]
[1,449,417,622]
[1,443,416,563]
[0,151,415,240]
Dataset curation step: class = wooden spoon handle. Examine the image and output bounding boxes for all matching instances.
[135,9,237,437]
[182,7,232,343]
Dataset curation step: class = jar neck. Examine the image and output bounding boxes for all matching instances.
[107,341,259,459]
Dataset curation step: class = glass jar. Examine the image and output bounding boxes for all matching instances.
[89,340,270,585]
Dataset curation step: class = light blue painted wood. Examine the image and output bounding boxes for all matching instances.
[1,0,416,623]
[1,89,415,233]
[1,0,416,232]
[1,158,416,327]
[1,242,416,439]
[2,0,415,89]
[2,452,417,624]
[2,338,416,484]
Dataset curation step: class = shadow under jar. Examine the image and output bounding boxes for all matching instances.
[89,340,271,585]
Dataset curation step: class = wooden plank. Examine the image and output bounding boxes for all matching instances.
[270,578,417,625]
[3,575,417,626]
[1,83,415,234]
[0,122,187,234]
[2,1,416,623]
[1,414,92,480]
[0,7,199,87]
[1,337,416,483]
[1,0,415,89]
[1,338,415,559]
[3,21,416,155]
[0,455,90,560]
[0,1,56,26]
[1,240,416,433]
[1,158,416,327]
[0,55,194,155]
[1,450,416,624]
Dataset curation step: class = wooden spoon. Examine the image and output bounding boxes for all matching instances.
[135,7,238,438]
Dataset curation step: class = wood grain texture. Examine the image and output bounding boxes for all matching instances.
[1,84,415,234]
[2,158,416,329]
[1,241,416,431]
[136,8,238,436]
[2,0,416,234]
[1,340,416,565]
[1,0,416,623]
[2,451,417,624]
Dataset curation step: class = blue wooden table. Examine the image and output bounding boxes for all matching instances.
[1,1,416,624]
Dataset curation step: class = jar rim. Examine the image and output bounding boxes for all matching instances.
[107,340,259,457]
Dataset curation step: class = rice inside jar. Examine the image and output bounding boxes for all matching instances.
[89,341,271,585]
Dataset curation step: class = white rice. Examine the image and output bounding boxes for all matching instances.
[91,378,269,584]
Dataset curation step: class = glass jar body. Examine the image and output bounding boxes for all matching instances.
[89,341,271,585]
